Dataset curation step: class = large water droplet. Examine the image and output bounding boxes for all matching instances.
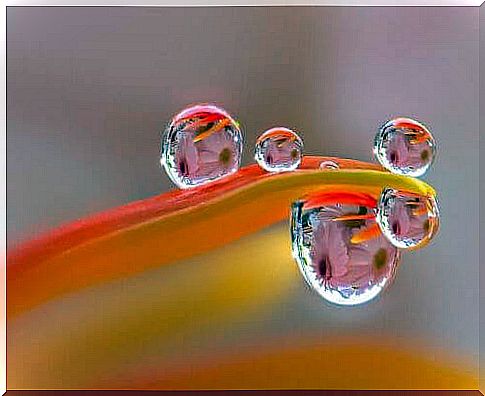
[291,194,400,306]
[160,104,243,188]
[374,117,436,177]
[254,127,303,172]
[376,188,440,249]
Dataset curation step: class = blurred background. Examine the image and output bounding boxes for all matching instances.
[7,6,479,389]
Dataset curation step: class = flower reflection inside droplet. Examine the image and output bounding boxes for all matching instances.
[291,193,400,306]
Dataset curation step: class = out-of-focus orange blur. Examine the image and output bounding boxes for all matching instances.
[8,225,477,389]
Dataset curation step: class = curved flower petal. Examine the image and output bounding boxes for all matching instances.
[7,156,436,317]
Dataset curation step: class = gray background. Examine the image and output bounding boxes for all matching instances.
[7,6,479,373]
[479,4,484,391]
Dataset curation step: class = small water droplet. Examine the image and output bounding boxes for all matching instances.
[160,104,243,188]
[291,194,400,306]
[319,160,340,170]
[254,127,303,172]
[374,117,436,177]
[376,188,440,249]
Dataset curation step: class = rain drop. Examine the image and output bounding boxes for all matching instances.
[374,117,436,177]
[160,104,243,188]
[319,160,339,170]
[254,127,303,172]
[376,188,440,249]
[291,193,400,306]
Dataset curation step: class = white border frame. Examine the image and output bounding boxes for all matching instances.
[2,2,482,395]
[1,2,6,395]
[4,1,484,5]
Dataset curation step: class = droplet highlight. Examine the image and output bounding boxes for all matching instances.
[160,104,243,188]
[374,117,436,177]
[319,160,339,170]
[254,127,303,172]
[376,188,440,249]
[291,193,400,306]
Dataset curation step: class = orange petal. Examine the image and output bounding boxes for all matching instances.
[192,118,232,142]
[332,213,376,222]
[7,156,435,318]
[350,222,382,244]
[303,191,377,210]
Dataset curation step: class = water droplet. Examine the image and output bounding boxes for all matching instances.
[254,127,303,172]
[319,160,339,170]
[373,117,436,177]
[291,194,400,306]
[376,188,440,249]
[160,104,243,188]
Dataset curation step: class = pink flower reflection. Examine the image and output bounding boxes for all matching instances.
[176,133,199,178]
[196,130,239,178]
[175,129,239,182]
[348,234,398,289]
[387,195,429,241]
[310,205,398,294]
[264,138,300,168]
[387,131,431,170]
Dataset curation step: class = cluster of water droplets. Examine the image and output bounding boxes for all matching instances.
[291,188,440,305]
[160,107,440,306]
[290,117,439,305]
